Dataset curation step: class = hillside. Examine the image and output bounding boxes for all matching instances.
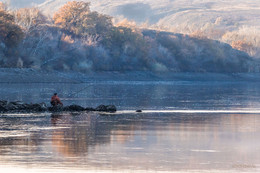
[5,0,260,59]
[0,1,259,73]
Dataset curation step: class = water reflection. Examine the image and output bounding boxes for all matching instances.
[0,112,259,172]
[0,82,260,172]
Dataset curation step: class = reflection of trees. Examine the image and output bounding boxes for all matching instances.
[0,112,259,170]
[50,112,108,157]
[49,112,149,157]
[48,111,260,159]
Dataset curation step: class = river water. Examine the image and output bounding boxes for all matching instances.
[0,81,260,172]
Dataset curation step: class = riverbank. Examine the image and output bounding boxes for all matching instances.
[1,68,260,83]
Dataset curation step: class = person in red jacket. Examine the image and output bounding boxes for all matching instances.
[51,93,63,107]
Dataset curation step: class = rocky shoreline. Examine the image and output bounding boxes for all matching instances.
[0,100,117,113]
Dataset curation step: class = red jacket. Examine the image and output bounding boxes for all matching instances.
[51,95,63,105]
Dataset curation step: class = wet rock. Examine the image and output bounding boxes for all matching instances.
[106,105,117,113]
[95,105,117,112]
[0,100,7,106]
[6,102,19,110]
[63,105,85,111]
[10,101,25,106]
[85,107,96,111]
[95,105,107,112]
[32,103,48,112]
[136,110,142,112]
[0,100,117,113]
[0,105,7,112]
[21,103,47,112]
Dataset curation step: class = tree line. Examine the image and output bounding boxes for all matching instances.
[0,1,258,72]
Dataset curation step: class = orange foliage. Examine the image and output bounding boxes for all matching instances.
[53,1,90,31]
[53,1,112,37]
[231,40,252,52]
[190,30,208,39]
[116,19,136,29]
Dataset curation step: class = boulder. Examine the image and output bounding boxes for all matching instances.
[63,105,85,111]
[95,105,117,112]
[0,100,7,106]
[95,105,107,112]
[0,105,7,112]
[10,101,25,106]
[5,102,19,110]
[106,105,117,113]
[22,103,47,112]
[85,107,96,111]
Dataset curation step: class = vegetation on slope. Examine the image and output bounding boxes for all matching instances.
[0,1,258,72]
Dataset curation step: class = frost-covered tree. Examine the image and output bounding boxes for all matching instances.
[13,7,47,34]
[0,7,23,47]
[53,1,112,37]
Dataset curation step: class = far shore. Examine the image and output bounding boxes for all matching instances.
[1,68,260,83]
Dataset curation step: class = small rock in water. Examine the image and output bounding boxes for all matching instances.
[136,110,142,112]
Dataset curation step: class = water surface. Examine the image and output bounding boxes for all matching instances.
[0,81,260,172]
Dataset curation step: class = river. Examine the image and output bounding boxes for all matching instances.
[0,81,260,172]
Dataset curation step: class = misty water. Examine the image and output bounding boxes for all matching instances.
[0,81,260,172]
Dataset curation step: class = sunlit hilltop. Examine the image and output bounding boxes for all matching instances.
[4,0,260,59]
[0,0,259,72]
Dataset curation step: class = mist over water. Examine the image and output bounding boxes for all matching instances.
[0,81,260,172]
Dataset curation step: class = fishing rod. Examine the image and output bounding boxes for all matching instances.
[67,83,93,97]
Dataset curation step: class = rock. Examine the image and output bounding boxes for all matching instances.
[10,101,25,105]
[5,102,18,110]
[95,105,107,112]
[0,100,7,106]
[0,101,48,112]
[106,105,117,113]
[39,102,47,109]
[22,103,47,112]
[0,100,116,113]
[95,105,117,112]
[63,105,85,111]
[85,107,96,111]
[33,103,48,112]
[0,105,7,112]
[136,110,142,112]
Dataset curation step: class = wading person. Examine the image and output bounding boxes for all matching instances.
[51,93,63,107]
